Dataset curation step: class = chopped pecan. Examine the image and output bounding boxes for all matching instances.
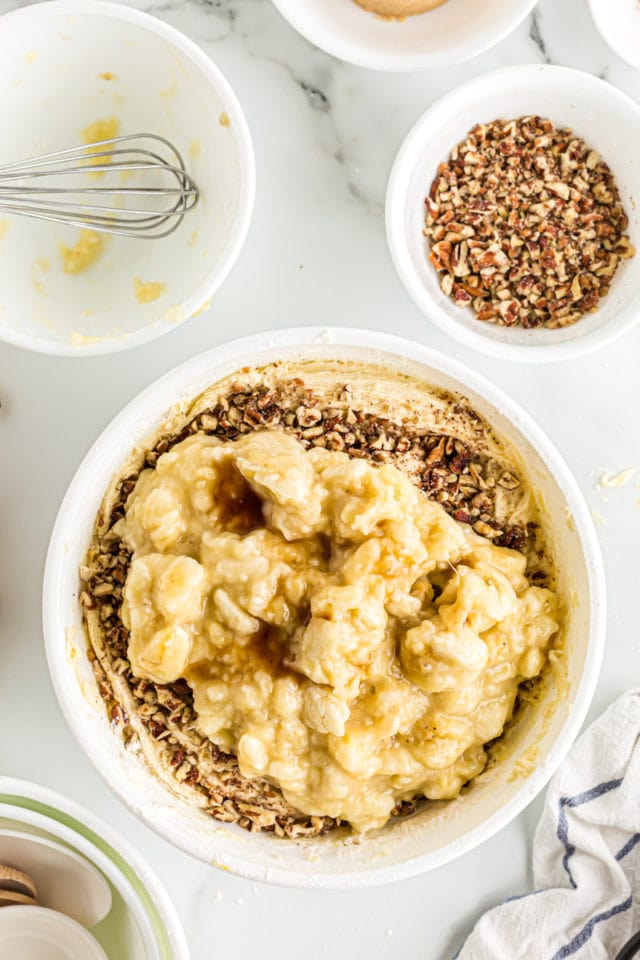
[425,115,634,329]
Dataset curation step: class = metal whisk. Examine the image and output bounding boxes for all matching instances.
[0,134,199,239]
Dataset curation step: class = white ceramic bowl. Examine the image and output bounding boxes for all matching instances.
[387,64,640,362]
[269,0,537,73]
[43,327,605,888]
[0,829,112,927]
[0,0,255,356]
[589,0,640,71]
[0,907,107,960]
[0,777,190,960]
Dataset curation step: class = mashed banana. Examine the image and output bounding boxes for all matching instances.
[119,430,558,833]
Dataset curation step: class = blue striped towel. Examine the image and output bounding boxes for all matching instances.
[454,689,640,959]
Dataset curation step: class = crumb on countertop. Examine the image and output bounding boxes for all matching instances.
[596,467,637,490]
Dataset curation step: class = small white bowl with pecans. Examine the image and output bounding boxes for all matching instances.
[386,64,640,362]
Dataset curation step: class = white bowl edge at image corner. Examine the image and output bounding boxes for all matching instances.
[268,0,539,73]
[0,779,190,960]
[41,326,607,888]
[385,63,640,363]
[588,0,640,72]
[0,0,256,359]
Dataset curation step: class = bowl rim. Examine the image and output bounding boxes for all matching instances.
[0,0,256,358]
[0,825,113,927]
[0,776,190,960]
[42,326,606,887]
[269,0,539,73]
[386,63,640,363]
[587,0,640,72]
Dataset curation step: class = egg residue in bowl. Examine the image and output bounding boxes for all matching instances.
[60,230,105,274]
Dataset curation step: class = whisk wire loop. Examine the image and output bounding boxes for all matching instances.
[0,133,199,239]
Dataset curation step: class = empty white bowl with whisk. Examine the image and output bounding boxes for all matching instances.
[0,0,255,355]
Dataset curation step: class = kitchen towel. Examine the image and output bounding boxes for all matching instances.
[454,689,640,960]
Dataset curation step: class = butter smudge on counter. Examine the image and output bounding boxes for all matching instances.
[189,139,201,160]
[24,50,36,65]
[134,277,167,304]
[0,221,8,241]
[61,229,104,274]
[591,510,607,526]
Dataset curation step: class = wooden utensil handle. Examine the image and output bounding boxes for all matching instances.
[0,889,39,907]
[0,863,37,898]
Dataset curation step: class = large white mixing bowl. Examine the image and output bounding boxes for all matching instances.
[43,327,606,887]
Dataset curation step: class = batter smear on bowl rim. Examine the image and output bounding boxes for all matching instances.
[81,360,561,837]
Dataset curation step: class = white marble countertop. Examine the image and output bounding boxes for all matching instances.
[1,0,640,956]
